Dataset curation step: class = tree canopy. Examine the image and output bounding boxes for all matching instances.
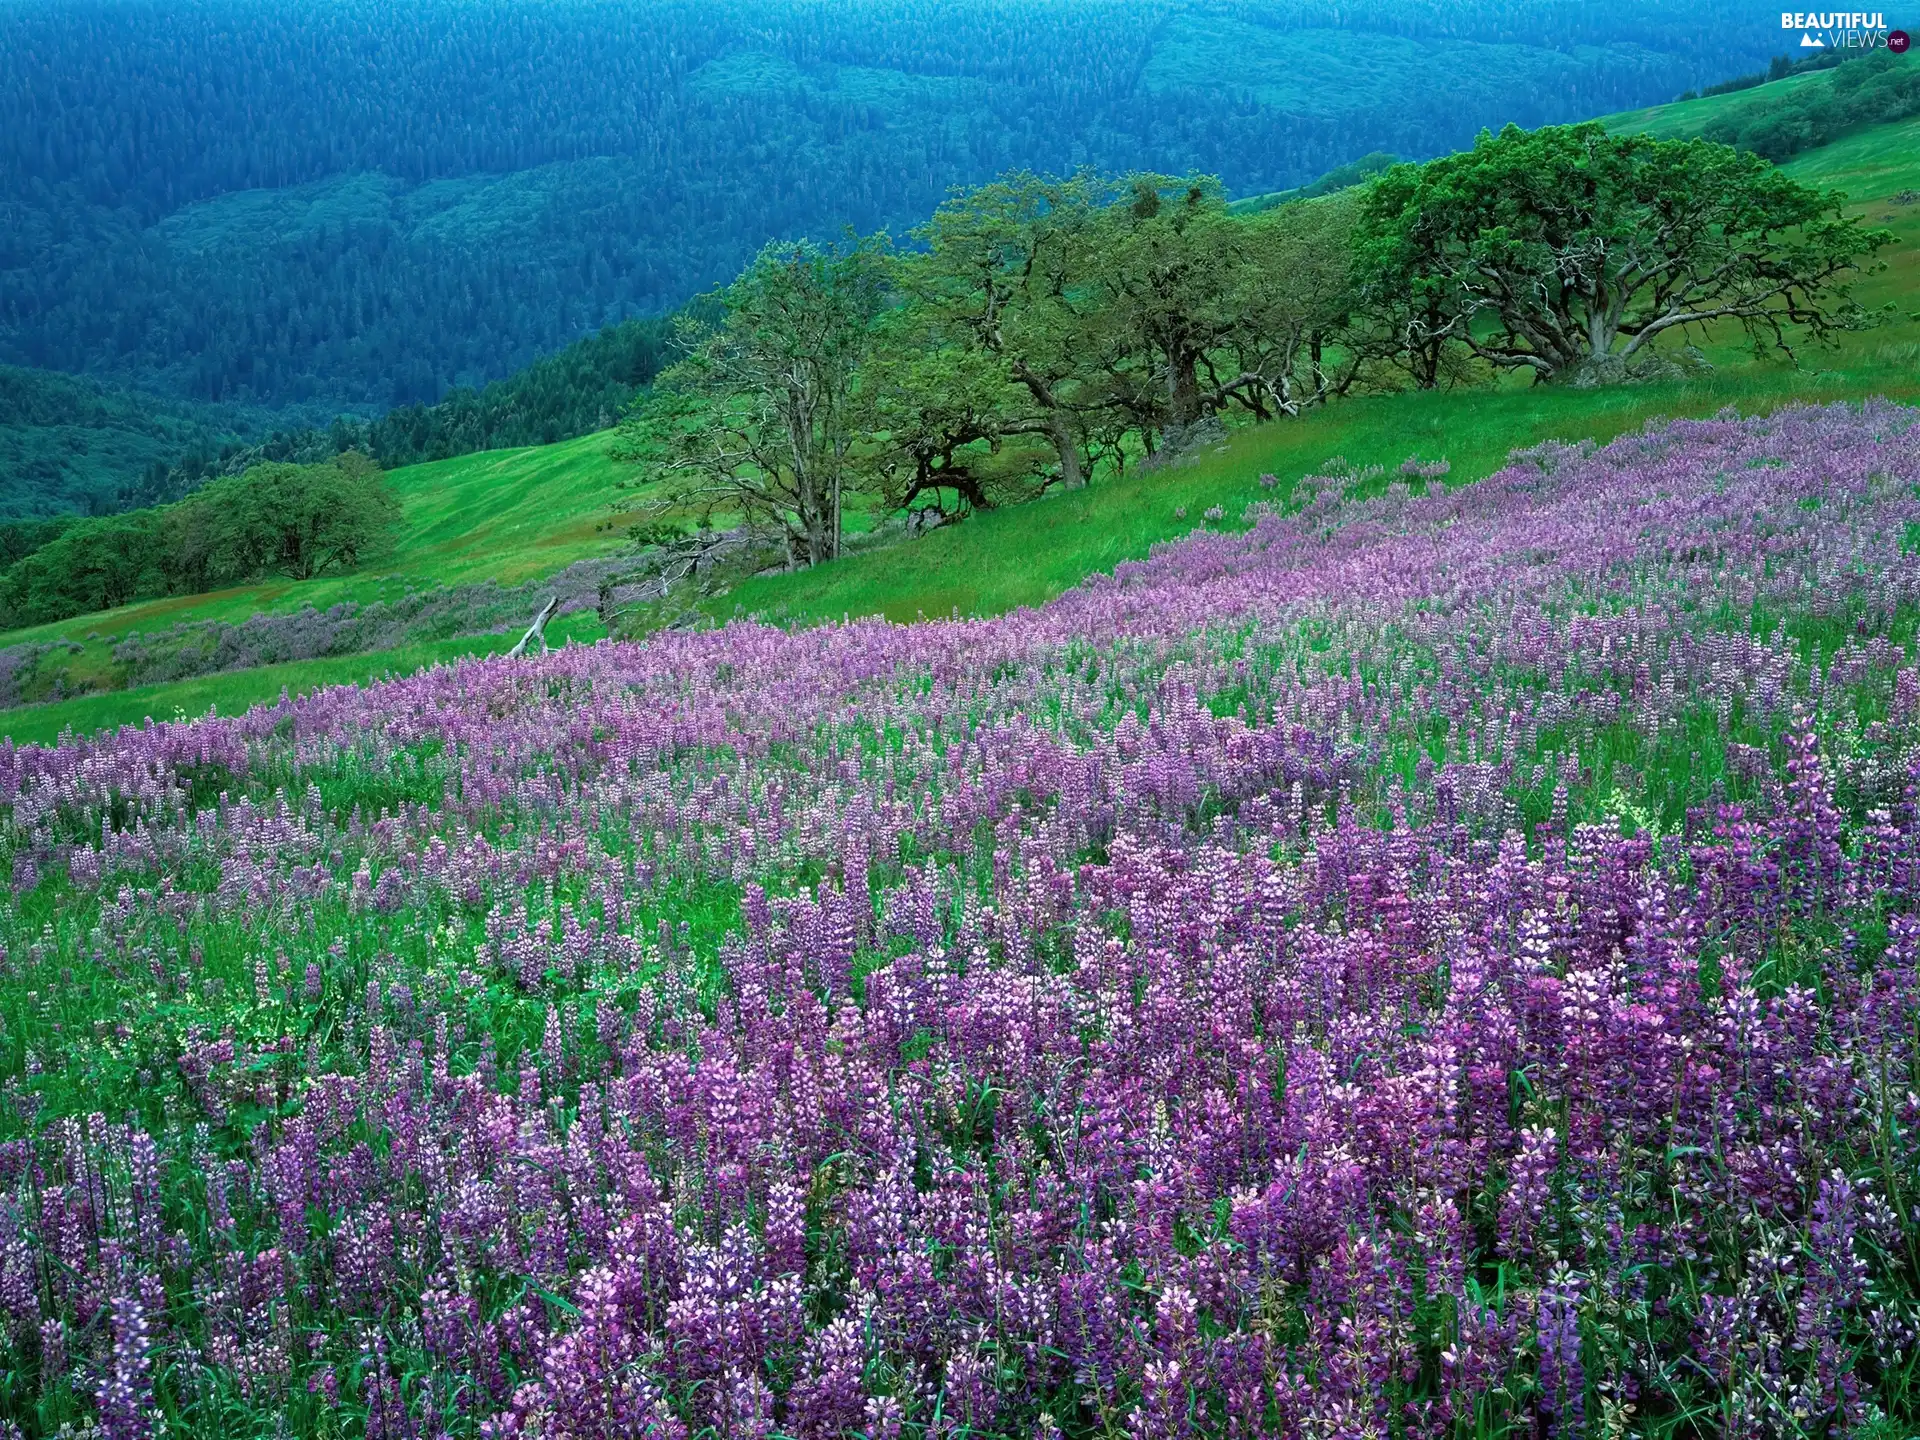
[614,239,889,568]
[168,452,399,584]
[1697,48,1920,162]
[1354,123,1890,384]
[614,170,1378,555]
[612,125,1891,567]
[0,454,398,627]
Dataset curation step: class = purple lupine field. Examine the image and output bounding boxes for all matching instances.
[4,400,1920,1439]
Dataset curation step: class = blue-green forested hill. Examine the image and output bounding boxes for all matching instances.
[2,0,1792,427]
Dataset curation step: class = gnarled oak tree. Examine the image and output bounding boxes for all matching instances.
[1355,123,1890,384]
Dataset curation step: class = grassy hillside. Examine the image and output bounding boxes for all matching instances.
[11,366,1915,746]
[6,96,1918,746]
[376,430,639,587]
[1606,64,1842,140]
[689,106,1920,627]
[1607,45,1920,160]
[712,365,1920,632]
[0,432,639,724]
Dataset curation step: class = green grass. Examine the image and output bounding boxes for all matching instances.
[378,427,641,586]
[1779,112,1920,200]
[0,430,642,697]
[5,425,639,632]
[1604,66,1841,141]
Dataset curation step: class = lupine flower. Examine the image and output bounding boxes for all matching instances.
[97,1288,155,1440]
[0,402,1915,1437]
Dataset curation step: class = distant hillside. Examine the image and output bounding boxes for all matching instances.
[8,88,1920,741]
[363,314,674,467]
[151,313,680,502]
[0,368,291,517]
[0,428,644,724]
[0,313,675,518]
[1607,43,1920,155]
[0,0,1785,422]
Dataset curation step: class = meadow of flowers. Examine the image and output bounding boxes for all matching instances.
[2,399,1918,1439]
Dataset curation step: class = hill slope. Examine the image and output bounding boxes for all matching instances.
[6,92,1918,745]
[0,433,644,734]
[1608,44,1920,157]
[671,105,1920,629]
[1,0,1784,424]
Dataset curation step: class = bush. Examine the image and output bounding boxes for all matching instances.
[0,452,398,628]
[0,511,167,625]
[168,452,398,584]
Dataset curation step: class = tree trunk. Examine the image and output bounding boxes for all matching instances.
[509,595,559,656]
[1012,359,1083,490]
[1167,347,1201,429]
[1050,413,1084,490]
[1415,338,1440,389]
[797,466,829,568]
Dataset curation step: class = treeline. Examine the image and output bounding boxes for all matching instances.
[620,124,1889,568]
[361,315,675,467]
[1680,32,1909,102]
[1695,48,1920,161]
[127,315,676,511]
[0,456,397,629]
[2,312,672,521]
[0,0,1778,412]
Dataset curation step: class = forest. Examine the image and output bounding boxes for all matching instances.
[0,0,1787,427]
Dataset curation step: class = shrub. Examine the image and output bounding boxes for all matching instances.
[0,452,398,628]
[168,451,398,584]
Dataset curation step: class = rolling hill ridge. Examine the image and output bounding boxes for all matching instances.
[4,46,1918,746]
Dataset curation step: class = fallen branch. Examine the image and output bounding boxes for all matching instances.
[507,595,560,657]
